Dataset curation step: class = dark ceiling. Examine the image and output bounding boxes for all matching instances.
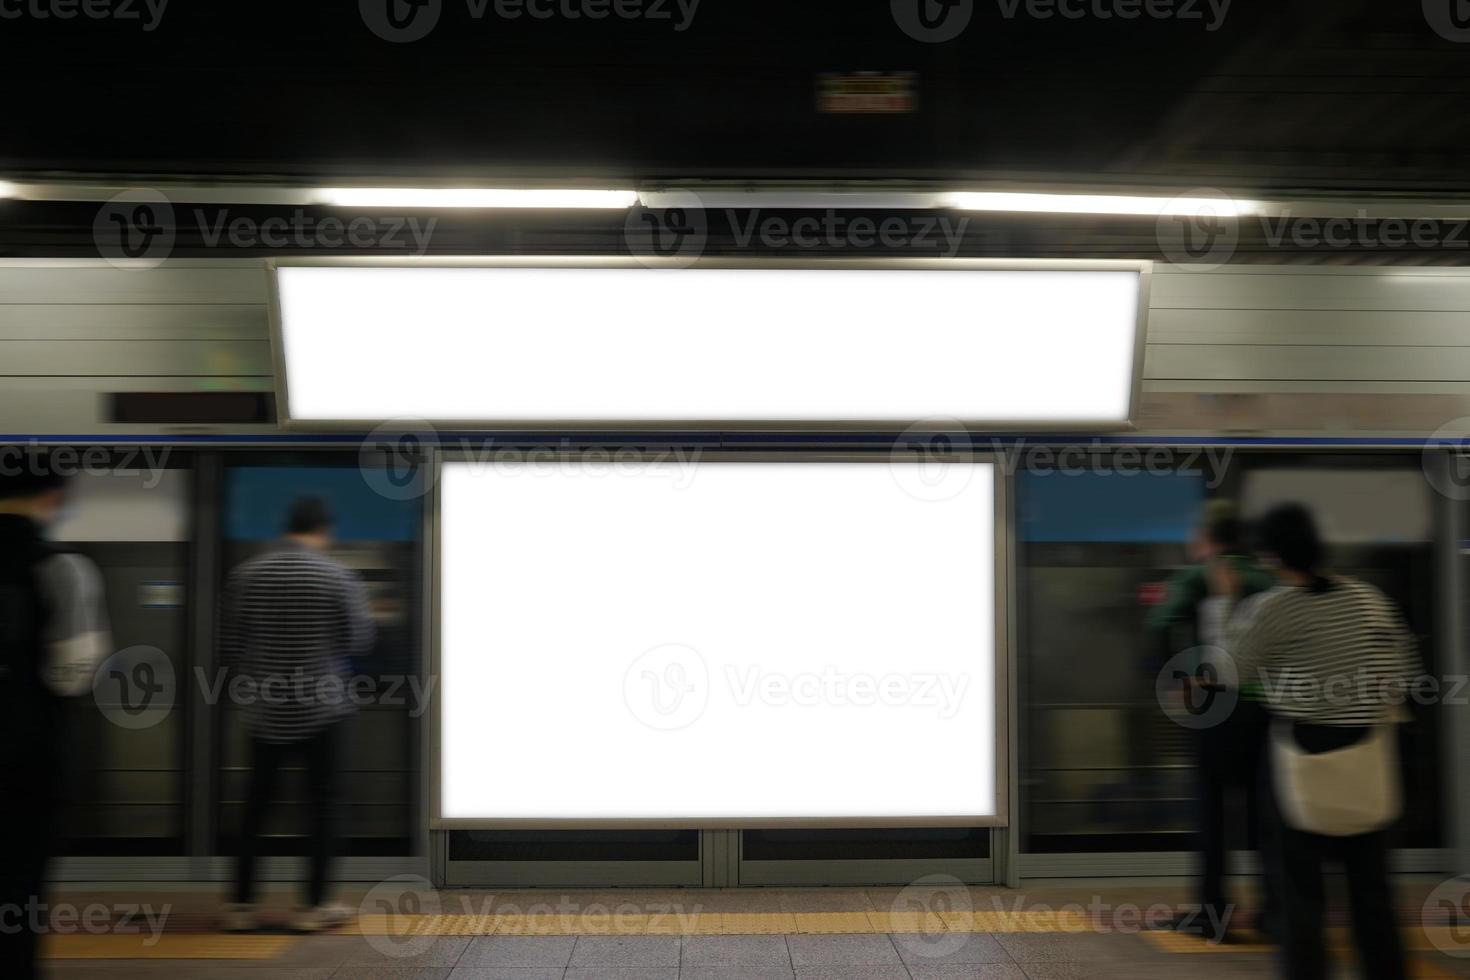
[5,0,1470,263]
[4,0,1469,190]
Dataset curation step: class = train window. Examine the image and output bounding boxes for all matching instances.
[53,452,193,857]
[1241,468,1431,543]
[1018,463,1206,855]
[213,455,424,859]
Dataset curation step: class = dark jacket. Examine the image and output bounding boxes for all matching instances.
[1148,553,1277,697]
[0,514,58,780]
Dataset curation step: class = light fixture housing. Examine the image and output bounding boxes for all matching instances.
[268,257,1150,431]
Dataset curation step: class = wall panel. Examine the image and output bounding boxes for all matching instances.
[1145,266,1470,396]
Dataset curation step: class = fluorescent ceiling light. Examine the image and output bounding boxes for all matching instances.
[638,189,942,210]
[272,262,1144,426]
[0,180,16,199]
[438,458,998,825]
[314,188,638,209]
[944,191,1261,217]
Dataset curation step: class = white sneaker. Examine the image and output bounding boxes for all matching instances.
[219,902,258,932]
[292,903,354,933]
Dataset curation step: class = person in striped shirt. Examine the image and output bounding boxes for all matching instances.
[218,496,375,933]
[1223,502,1420,980]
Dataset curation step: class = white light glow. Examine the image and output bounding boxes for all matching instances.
[439,459,997,823]
[943,192,1261,217]
[314,188,638,209]
[275,265,1142,424]
[0,180,16,199]
[637,190,942,210]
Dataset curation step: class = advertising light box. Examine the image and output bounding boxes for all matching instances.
[272,260,1146,428]
[436,457,1002,827]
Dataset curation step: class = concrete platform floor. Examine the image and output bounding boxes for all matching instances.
[28,880,1470,979]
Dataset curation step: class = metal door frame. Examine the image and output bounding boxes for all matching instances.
[1011,447,1460,881]
[53,445,433,883]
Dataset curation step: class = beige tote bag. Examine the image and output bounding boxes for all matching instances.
[1270,718,1402,837]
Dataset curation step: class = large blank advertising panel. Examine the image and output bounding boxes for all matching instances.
[437,458,999,826]
[273,262,1144,426]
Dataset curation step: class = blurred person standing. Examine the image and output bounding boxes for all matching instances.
[1226,502,1418,980]
[0,451,111,978]
[218,496,374,933]
[1148,499,1278,941]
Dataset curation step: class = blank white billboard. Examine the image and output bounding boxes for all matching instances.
[274,262,1143,426]
[437,458,999,825]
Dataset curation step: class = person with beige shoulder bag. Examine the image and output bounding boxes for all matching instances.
[1221,503,1422,980]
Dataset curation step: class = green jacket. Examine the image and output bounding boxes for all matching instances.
[1147,554,1277,698]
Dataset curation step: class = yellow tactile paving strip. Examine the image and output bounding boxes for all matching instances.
[41,934,297,959]
[343,908,1157,937]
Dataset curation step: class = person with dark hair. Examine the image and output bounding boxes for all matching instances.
[1224,502,1420,980]
[219,495,374,932]
[0,450,111,978]
[1148,499,1278,942]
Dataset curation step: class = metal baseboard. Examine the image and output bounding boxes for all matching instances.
[737,859,993,887]
[1019,848,1450,879]
[204,857,428,882]
[51,858,195,882]
[444,861,703,888]
[49,856,425,883]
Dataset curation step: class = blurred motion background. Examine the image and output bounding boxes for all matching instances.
[1018,457,1447,873]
